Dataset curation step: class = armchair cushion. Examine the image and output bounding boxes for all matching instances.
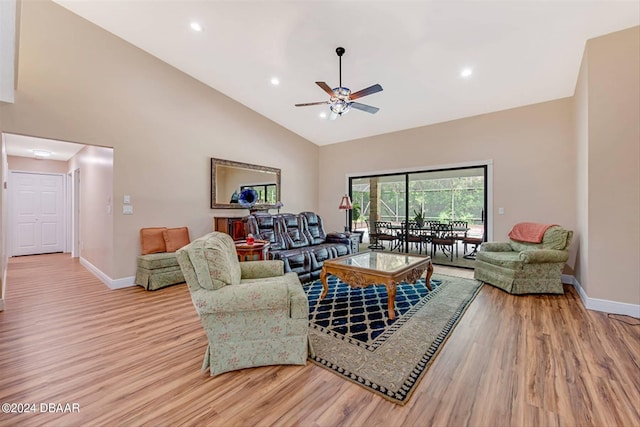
[187,232,241,290]
[480,242,512,252]
[240,260,285,279]
[476,251,523,269]
[509,226,571,251]
[519,249,569,264]
[190,279,290,314]
[140,227,167,255]
[162,226,191,252]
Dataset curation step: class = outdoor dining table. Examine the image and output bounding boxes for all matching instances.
[387,223,470,252]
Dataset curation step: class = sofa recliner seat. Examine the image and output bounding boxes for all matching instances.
[245,211,352,283]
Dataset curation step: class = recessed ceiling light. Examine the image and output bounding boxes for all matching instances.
[460,68,473,78]
[190,22,203,32]
[270,77,280,86]
[319,112,327,119]
[32,149,52,159]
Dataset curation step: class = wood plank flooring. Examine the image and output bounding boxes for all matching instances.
[0,253,638,426]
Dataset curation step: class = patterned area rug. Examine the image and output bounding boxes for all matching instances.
[305,273,482,405]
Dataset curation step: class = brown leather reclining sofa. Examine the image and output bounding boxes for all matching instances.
[244,211,352,283]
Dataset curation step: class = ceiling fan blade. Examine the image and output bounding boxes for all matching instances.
[295,101,330,107]
[349,84,383,101]
[351,102,380,114]
[316,82,335,97]
[328,111,339,121]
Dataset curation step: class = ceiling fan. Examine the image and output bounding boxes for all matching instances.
[295,47,383,120]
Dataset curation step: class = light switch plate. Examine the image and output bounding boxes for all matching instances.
[498,207,505,214]
[123,195,131,204]
[123,205,133,215]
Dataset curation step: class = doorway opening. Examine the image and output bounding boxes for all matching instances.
[3,133,111,261]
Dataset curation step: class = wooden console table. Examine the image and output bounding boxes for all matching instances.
[214,216,246,240]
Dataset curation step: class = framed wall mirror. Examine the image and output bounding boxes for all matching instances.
[211,158,281,209]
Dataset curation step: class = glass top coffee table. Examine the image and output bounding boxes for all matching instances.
[320,251,434,320]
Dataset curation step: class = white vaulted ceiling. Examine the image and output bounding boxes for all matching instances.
[50,0,639,146]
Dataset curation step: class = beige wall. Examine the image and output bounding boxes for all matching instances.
[318,98,577,253]
[574,47,589,290]
[68,145,114,276]
[0,133,6,310]
[0,0,318,280]
[580,27,639,304]
[7,155,69,174]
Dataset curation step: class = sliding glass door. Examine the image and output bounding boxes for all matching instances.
[351,174,406,250]
[349,166,487,267]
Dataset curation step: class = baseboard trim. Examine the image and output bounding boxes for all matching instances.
[562,274,640,318]
[79,257,136,290]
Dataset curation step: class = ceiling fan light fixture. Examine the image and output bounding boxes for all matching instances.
[330,100,351,115]
[294,46,382,118]
[333,87,351,98]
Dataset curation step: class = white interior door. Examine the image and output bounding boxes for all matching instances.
[11,171,65,256]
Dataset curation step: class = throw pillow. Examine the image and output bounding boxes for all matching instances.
[140,227,168,255]
[163,227,191,252]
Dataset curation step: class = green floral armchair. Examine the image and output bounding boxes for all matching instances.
[474,225,573,294]
[176,231,312,376]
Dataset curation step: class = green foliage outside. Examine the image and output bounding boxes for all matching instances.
[351,176,484,225]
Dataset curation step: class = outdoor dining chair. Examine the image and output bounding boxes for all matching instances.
[400,220,425,254]
[373,221,400,251]
[430,222,457,261]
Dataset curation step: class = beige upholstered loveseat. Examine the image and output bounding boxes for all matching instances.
[176,232,312,376]
[474,223,573,294]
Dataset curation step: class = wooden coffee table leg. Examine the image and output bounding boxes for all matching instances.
[320,267,329,299]
[425,259,434,291]
[386,282,397,320]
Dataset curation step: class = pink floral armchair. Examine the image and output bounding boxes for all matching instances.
[176,232,312,376]
[474,224,573,294]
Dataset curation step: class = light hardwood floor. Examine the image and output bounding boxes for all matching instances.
[0,254,638,427]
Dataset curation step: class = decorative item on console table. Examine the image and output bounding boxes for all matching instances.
[213,216,246,240]
[238,188,259,208]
